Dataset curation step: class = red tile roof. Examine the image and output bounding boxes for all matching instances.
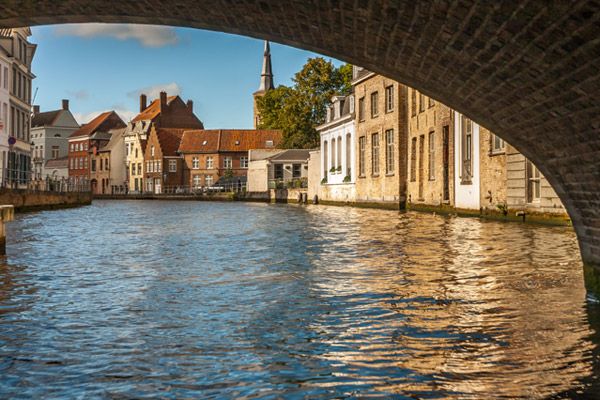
[132,96,177,122]
[155,128,186,157]
[178,129,282,153]
[69,111,125,138]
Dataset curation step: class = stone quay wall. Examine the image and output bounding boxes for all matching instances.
[0,189,92,212]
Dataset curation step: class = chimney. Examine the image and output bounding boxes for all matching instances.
[62,99,69,110]
[186,99,193,113]
[33,105,40,115]
[159,91,167,114]
[140,94,147,112]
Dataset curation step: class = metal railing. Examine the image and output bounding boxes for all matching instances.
[268,178,308,190]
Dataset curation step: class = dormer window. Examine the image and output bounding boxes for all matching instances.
[266,140,274,147]
[202,140,207,145]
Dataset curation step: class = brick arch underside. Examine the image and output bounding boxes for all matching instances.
[2,1,600,265]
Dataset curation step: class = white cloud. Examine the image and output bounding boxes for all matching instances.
[73,109,136,125]
[54,23,179,48]
[67,89,89,100]
[127,82,181,100]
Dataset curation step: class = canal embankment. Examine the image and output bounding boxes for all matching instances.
[0,188,92,212]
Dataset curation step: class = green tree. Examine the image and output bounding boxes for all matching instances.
[257,58,353,149]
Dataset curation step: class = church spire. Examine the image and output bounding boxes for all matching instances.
[258,40,274,93]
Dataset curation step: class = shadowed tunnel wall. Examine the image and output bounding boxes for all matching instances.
[2,1,600,266]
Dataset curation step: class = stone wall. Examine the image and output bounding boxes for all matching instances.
[479,128,507,211]
[0,189,92,212]
[406,90,454,207]
[353,75,407,207]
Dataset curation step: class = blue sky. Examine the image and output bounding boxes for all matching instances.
[31,24,342,128]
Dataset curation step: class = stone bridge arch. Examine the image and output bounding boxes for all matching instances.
[2,1,600,266]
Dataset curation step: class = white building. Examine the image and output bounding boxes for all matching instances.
[0,28,36,188]
[31,99,79,180]
[312,94,356,202]
[454,111,481,210]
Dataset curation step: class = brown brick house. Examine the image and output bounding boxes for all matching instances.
[178,129,282,189]
[68,111,126,189]
[143,126,186,193]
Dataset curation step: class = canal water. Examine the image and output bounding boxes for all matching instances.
[0,200,599,399]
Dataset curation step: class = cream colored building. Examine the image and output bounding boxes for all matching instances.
[352,67,407,208]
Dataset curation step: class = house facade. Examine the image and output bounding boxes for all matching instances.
[124,92,203,193]
[89,127,127,195]
[506,146,567,217]
[143,127,186,194]
[68,111,125,190]
[406,89,454,208]
[31,99,79,181]
[314,94,356,202]
[178,129,282,190]
[352,67,408,208]
[0,27,36,187]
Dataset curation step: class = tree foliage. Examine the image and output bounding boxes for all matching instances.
[256,58,353,149]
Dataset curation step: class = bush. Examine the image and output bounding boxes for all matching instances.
[320,177,327,184]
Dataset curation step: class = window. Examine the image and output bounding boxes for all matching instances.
[193,175,201,188]
[345,133,352,177]
[274,164,284,179]
[410,137,417,181]
[135,148,138,158]
[370,92,379,118]
[461,115,473,183]
[411,89,417,116]
[385,129,394,174]
[192,157,199,169]
[3,67,7,89]
[385,85,394,112]
[70,158,74,169]
[323,140,328,178]
[491,134,505,154]
[331,138,336,171]
[428,131,435,180]
[358,136,366,176]
[137,163,142,175]
[131,165,135,176]
[337,137,342,169]
[223,157,233,169]
[371,133,380,175]
[292,164,301,178]
[157,161,161,173]
[205,175,213,187]
[358,97,365,121]
[526,160,541,203]
[105,158,109,171]
[206,156,213,169]
[266,140,274,147]
[126,143,130,156]
[169,159,177,172]
[99,158,103,171]
[429,97,435,108]
[419,93,425,112]
[78,157,83,169]
[240,156,248,169]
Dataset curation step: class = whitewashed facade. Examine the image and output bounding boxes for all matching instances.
[454,111,481,210]
[314,95,356,202]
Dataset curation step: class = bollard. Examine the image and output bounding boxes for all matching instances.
[0,205,14,256]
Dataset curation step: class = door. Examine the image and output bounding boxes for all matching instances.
[154,178,161,194]
[442,126,449,202]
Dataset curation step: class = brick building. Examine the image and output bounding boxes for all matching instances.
[406,89,454,208]
[143,126,186,193]
[178,129,282,189]
[68,111,125,189]
[125,91,203,193]
[352,67,408,208]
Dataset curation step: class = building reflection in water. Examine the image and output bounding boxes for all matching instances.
[304,207,596,398]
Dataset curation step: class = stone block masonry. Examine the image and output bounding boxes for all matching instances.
[0,189,92,212]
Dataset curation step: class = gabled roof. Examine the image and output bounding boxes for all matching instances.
[132,96,177,122]
[268,149,311,162]
[155,128,186,157]
[69,111,125,138]
[178,129,282,154]
[31,110,62,128]
[99,128,126,152]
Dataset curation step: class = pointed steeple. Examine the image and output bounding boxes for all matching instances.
[258,40,274,93]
